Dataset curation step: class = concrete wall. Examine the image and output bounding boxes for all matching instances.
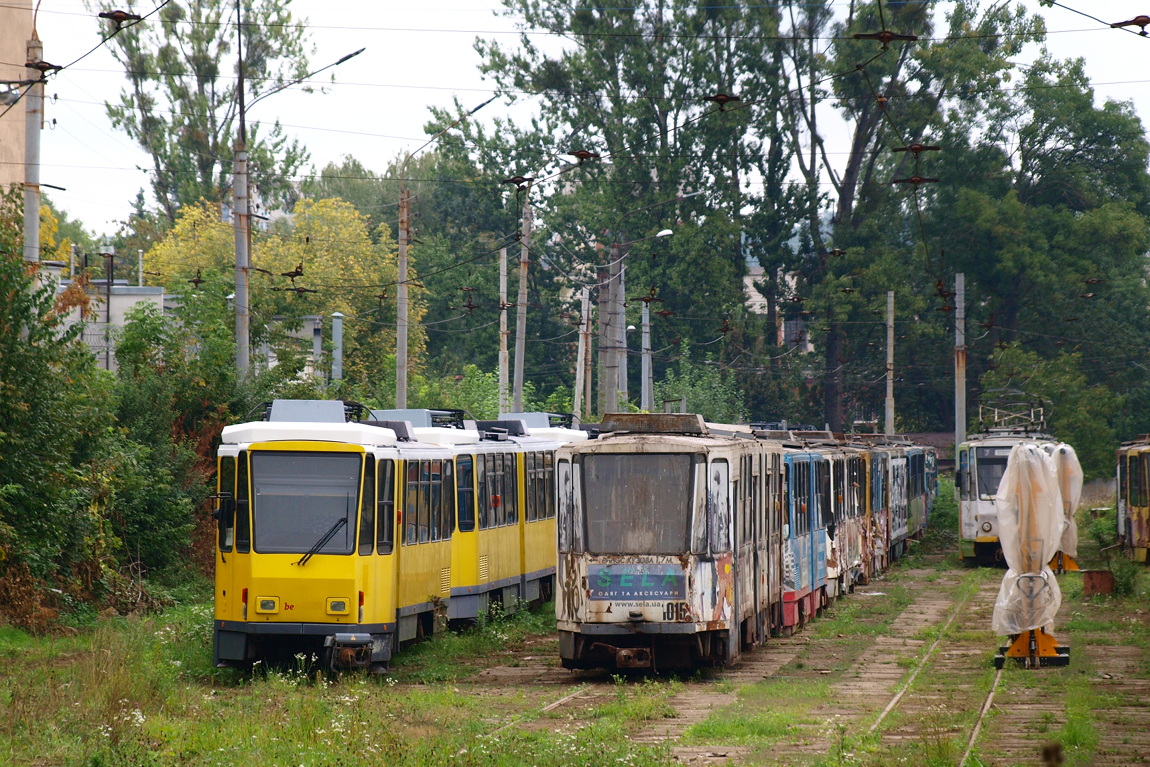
[0,2,33,192]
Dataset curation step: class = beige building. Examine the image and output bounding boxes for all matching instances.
[0,2,34,193]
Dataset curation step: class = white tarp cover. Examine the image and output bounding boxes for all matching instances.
[991,443,1066,636]
[1044,442,1083,559]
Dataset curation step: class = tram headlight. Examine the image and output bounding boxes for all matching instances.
[981,522,992,533]
[327,598,351,615]
[255,597,279,614]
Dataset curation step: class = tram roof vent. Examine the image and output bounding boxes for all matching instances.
[477,419,528,438]
[499,411,575,429]
[364,420,415,441]
[600,413,708,435]
[370,408,467,429]
[268,399,348,423]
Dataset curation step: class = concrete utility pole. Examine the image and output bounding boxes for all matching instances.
[640,300,653,411]
[396,184,410,407]
[617,254,628,405]
[573,287,590,420]
[498,247,509,415]
[331,312,344,381]
[233,0,250,378]
[955,273,967,448]
[602,240,622,414]
[312,315,323,379]
[596,264,610,417]
[512,189,532,412]
[885,290,895,435]
[102,243,114,370]
[23,35,43,270]
[583,293,594,421]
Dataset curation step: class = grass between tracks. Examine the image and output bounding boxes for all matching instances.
[3,479,1146,767]
[682,480,1150,767]
[0,594,678,766]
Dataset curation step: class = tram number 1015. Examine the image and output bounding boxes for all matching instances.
[662,602,690,621]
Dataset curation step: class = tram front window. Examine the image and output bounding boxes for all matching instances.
[974,447,1011,500]
[251,452,361,554]
[582,453,693,555]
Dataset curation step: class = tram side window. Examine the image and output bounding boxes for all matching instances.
[236,451,251,553]
[457,456,475,533]
[418,461,432,543]
[359,455,376,555]
[794,462,810,537]
[817,461,832,529]
[1131,455,1140,510]
[709,459,731,554]
[831,460,845,524]
[545,452,555,519]
[1136,455,1145,510]
[504,452,518,525]
[477,454,490,529]
[442,459,455,539]
[774,457,784,534]
[405,462,419,544]
[217,456,236,551]
[377,460,394,554]
[959,450,970,500]
[525,453,536,522]
[429,460,442,541]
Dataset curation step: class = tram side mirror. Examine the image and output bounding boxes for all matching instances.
[211,492,234,523]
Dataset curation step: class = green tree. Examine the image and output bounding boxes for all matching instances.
[96,0,314,221]
[655,346,749,424]
[978,345,1119,478]
[474,3,799,407]
[0,186,119,626]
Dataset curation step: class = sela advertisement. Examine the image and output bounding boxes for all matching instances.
[588,564,686,601]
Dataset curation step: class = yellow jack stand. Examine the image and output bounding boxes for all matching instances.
[994,628,1070,669]
[1049,552,1079,574]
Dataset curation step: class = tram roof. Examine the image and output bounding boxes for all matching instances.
[221,420,398,447]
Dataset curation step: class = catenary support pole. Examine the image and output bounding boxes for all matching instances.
[23,35,43,271]
[885,290,895,435]
[617,253,628,405]
[512,190,531,412]
[603,241,621,414]
[596,263,610,417]
[396,184,410,407]
[573,287,588,420]
[331,312,343,381]
[312,316,323,380]
[498,247,509,415]
[641,300,653,411]
[955,273,966,447]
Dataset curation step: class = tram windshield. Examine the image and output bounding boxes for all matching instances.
[582,453,693,555]
[250,451,361,554]
[974,447,1011,500]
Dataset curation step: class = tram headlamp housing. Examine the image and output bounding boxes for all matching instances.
[255,597,279,614]
[327,598,350,615]
[981,522,993,533]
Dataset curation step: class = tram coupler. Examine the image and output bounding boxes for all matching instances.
[589,641,653,669]
[994,628,1070,669]
[324,633,374,670]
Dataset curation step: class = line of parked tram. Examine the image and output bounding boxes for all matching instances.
[555,413,937,670]
[211,400,589,673]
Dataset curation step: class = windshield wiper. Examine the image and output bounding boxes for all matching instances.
[296,517,348,566]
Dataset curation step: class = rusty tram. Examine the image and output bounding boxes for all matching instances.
[555,413,936,671]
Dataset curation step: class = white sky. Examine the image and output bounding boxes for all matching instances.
[27,0,1150,237]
